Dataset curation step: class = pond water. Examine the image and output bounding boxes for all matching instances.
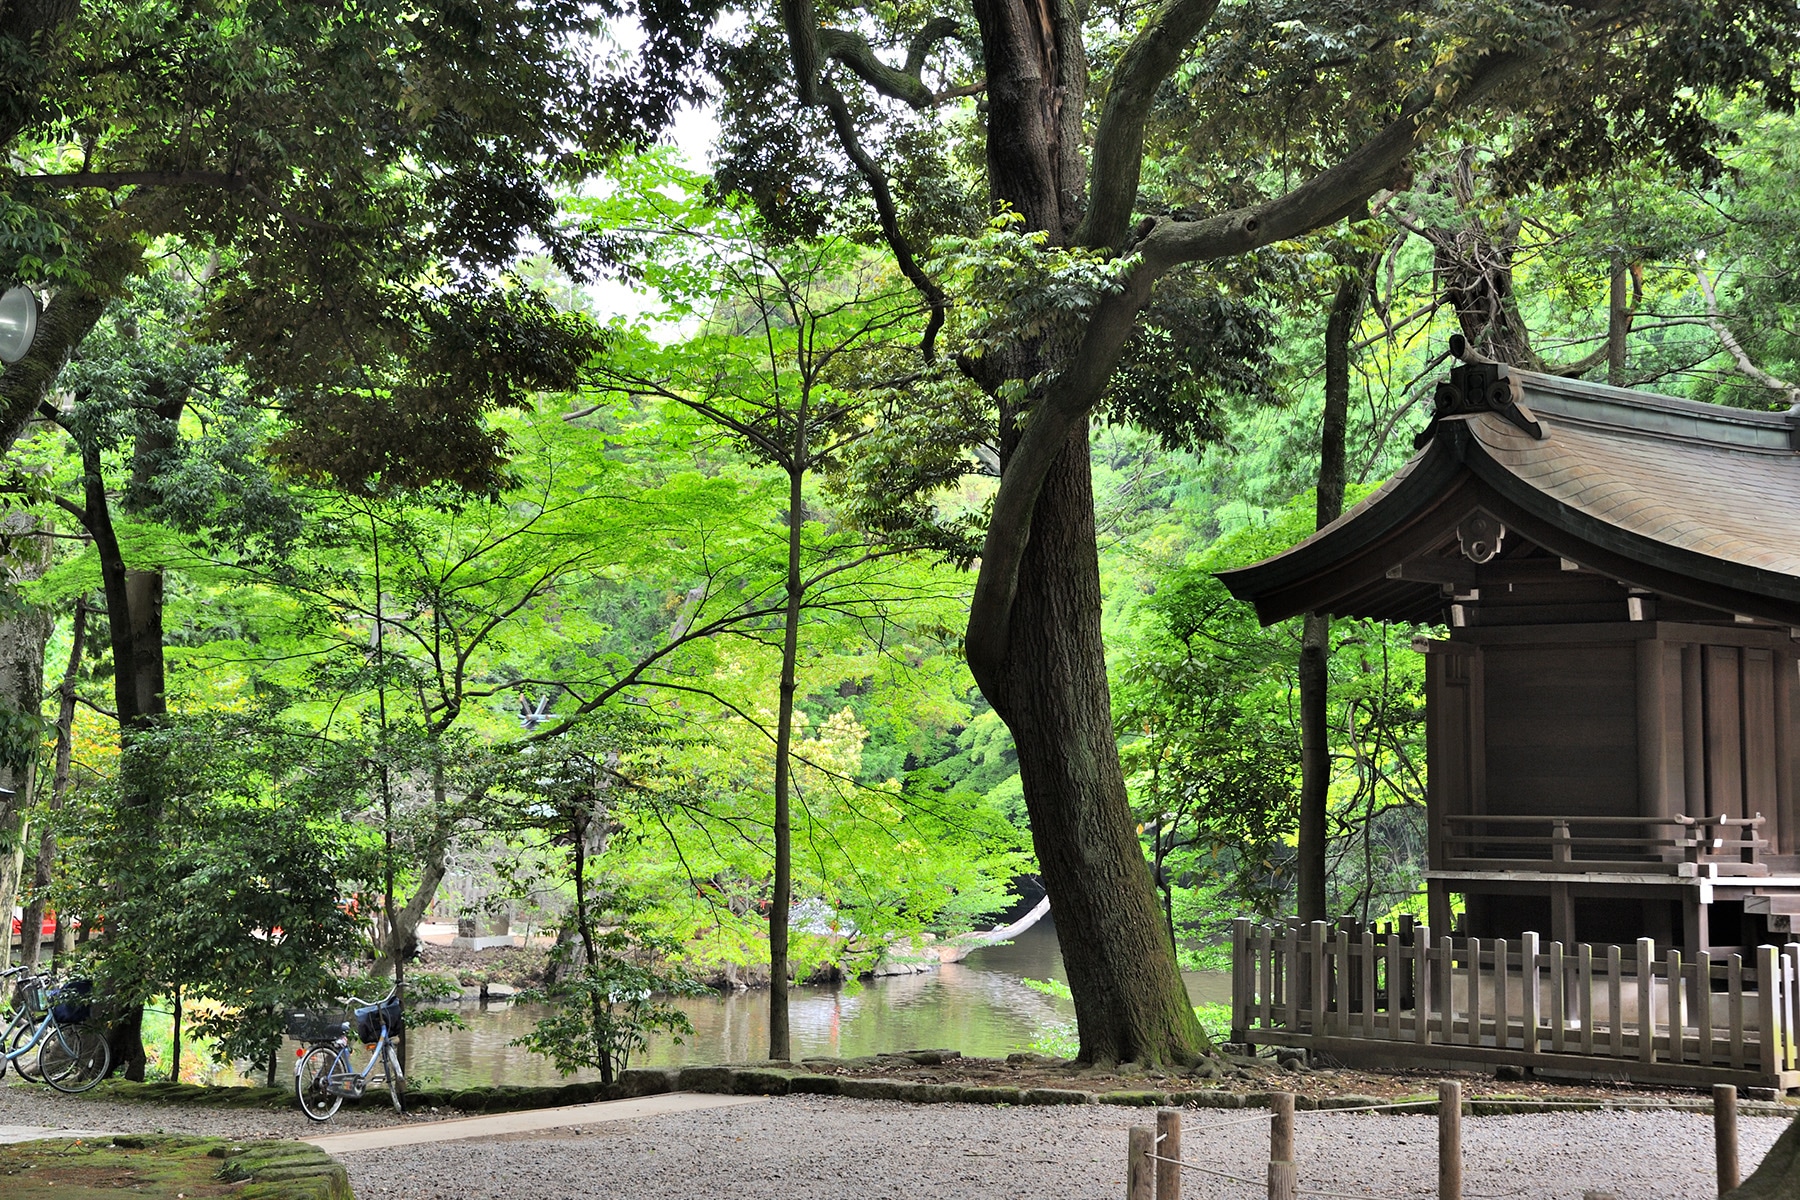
[399,918,1232,1092]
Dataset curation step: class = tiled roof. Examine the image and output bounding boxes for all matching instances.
[1215,369,1800,624]
[1471,376,1800,578]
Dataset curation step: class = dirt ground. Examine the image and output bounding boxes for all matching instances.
[784,1046,1790,1106]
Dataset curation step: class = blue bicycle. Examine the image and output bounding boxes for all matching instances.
[291,989,404,1121]
[0,964,109,1092]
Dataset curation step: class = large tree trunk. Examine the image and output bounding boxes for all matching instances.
[961,0,1202,1066]
[989,428,1204,1065]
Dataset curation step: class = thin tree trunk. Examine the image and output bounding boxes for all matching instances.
[1607,255,1630,385]
[1297,248,1373,924]
[371,817,452,981]
[0,517,53,969]
[170,987,181,1083]
[22,596,86,971]
[1297,612,1331,923]
[769,399,808,1064]
[61,390,183,1080]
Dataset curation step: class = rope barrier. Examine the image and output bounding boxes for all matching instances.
[1298,1099,1437,1115]
[1143,1150,1263,1188]
[1178,1110,1281,1133]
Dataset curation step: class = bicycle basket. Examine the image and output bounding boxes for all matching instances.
[353,996,401,1043]
[48,978,92,1025]
[14,978,50,1015]
[284,1008,348,1042]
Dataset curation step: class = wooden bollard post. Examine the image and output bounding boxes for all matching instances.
[1128,1125,1154,1200]
[1268,1091,1297,1200]
[1715,1084,1740,1196]
[1439,1081,1462,1200]
[1155,1107,1181,1200]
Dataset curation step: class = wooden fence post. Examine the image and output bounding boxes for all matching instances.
[1439,1080,1462,1200]
[1268,1091,1296,1200]
[1128,1125,1153,1200]
[1758,945,1781,1080]
[1155,1108,1181,1200]
[1715,1084,1740,1196]
[1521,931,1540,1057]
[1232,919,1253,1044]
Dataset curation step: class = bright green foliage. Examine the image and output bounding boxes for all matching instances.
[52,711,378,1066]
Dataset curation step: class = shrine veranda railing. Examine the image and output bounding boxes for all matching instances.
[1229,918,1800,1090]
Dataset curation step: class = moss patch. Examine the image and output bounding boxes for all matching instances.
[0,1136,350,1200]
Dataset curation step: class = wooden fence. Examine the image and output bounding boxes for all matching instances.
[1229,918,1800,1089]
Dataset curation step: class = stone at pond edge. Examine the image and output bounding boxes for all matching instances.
[732,1069,794,1096]
[1099,1091,1170,1107]
[958,1086,1027,1105]
[1173,1089,1245,1108]
[1021,1088,1094,1106]
[788,1074,843,1096]
[839,1078,919,1102]
[615,1067,679,1097]
[677,1066,736,1093]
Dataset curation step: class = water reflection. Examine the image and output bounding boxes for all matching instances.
[400,918,1231,1091]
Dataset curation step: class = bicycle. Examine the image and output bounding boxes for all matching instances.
[0,965,110,1093]
[291,989,404,1121]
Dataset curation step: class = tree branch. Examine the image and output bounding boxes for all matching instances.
[1075,0,1222,251]
[19,170,240,190]
[1696,259,1800,407]
[821,82,947,360]
[816,22,965,110]
[966,46,1547,691]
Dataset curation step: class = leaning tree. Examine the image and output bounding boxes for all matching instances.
[712,0,1800,1064]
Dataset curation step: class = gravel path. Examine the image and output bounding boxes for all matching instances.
[1,1076,1791,1199]
[340,1096,1790,1200]
[0,1074,425,1141]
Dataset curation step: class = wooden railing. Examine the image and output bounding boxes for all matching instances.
[1438,813,1768,876]
[1229,918,1800,1088]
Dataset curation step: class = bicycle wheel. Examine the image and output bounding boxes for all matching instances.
[382,1042,404,1113]
[39,1024,108,1093]
[7,1021,43,1081]
[295,1046,343,1122]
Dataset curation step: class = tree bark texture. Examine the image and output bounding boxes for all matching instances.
[989,428,1204,1064]
[959,0,1202,1065]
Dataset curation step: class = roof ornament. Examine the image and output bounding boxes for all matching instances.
[1457,510,1506,563]
[1413,335,1547,448]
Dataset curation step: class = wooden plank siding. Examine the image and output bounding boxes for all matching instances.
[1484,643,1640,822]
[1745,648,1779,849]
[1706,645,1747,822]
